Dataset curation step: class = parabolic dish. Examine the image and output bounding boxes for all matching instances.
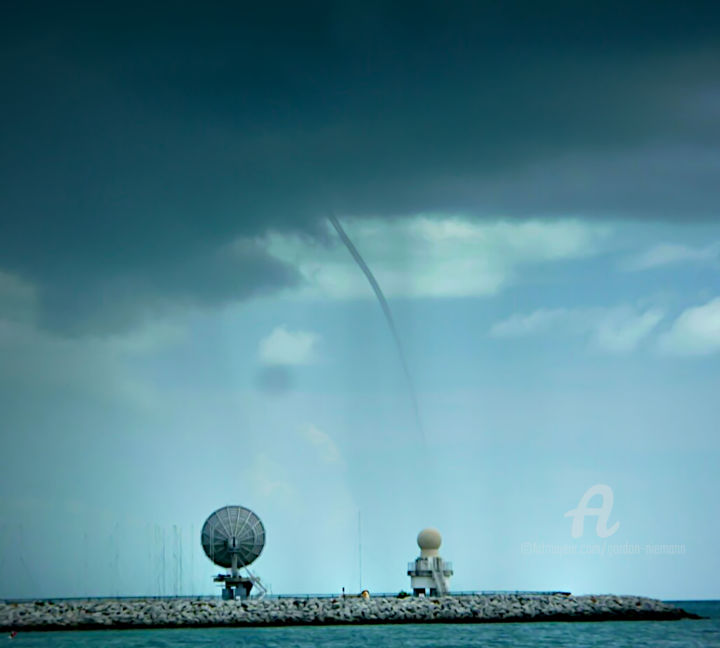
[201,505,266,568]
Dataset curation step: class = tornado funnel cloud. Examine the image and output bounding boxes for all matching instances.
[327,213,425,444]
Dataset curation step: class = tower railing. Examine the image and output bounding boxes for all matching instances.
[407,559,453,574]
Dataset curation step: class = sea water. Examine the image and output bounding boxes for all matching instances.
[9,601,720,647]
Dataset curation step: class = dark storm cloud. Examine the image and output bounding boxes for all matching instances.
[1,1,719,333]
[254,366,294,396]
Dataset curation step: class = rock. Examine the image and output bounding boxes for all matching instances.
[0,594,701,630]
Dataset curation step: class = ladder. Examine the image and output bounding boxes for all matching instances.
[245,567,268,599]
[431,557,449,595]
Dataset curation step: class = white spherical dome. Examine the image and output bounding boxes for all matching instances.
[417,528,442,551]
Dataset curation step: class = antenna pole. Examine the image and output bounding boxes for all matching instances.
[162,526,166,597]
[358,510,362,592]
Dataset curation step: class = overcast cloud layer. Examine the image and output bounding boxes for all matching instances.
[1,1,719,332]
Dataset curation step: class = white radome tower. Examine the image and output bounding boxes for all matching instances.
[407,528,453,596]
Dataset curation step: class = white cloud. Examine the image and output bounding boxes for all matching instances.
[623,241,720,271]
[0,314,187,411]
[301,424,343,465]
[258,325,319,366]
[489,308,570,337]
[592,308,665,353]
[490,305,665,353]
[261,216,610,300]
[105,321,188,354]
[248,453,296,502]
[658,297,720,356]
[0,271,36,324]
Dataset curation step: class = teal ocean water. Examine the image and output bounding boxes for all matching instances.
[9,601,720,647]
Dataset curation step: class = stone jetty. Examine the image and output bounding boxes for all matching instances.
[0,594,700,631]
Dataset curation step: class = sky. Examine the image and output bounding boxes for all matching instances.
[1,1,719,601]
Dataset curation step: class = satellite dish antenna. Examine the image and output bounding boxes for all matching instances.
[201,505,267,599]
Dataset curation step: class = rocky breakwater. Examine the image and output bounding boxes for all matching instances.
[0,594,700,631]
